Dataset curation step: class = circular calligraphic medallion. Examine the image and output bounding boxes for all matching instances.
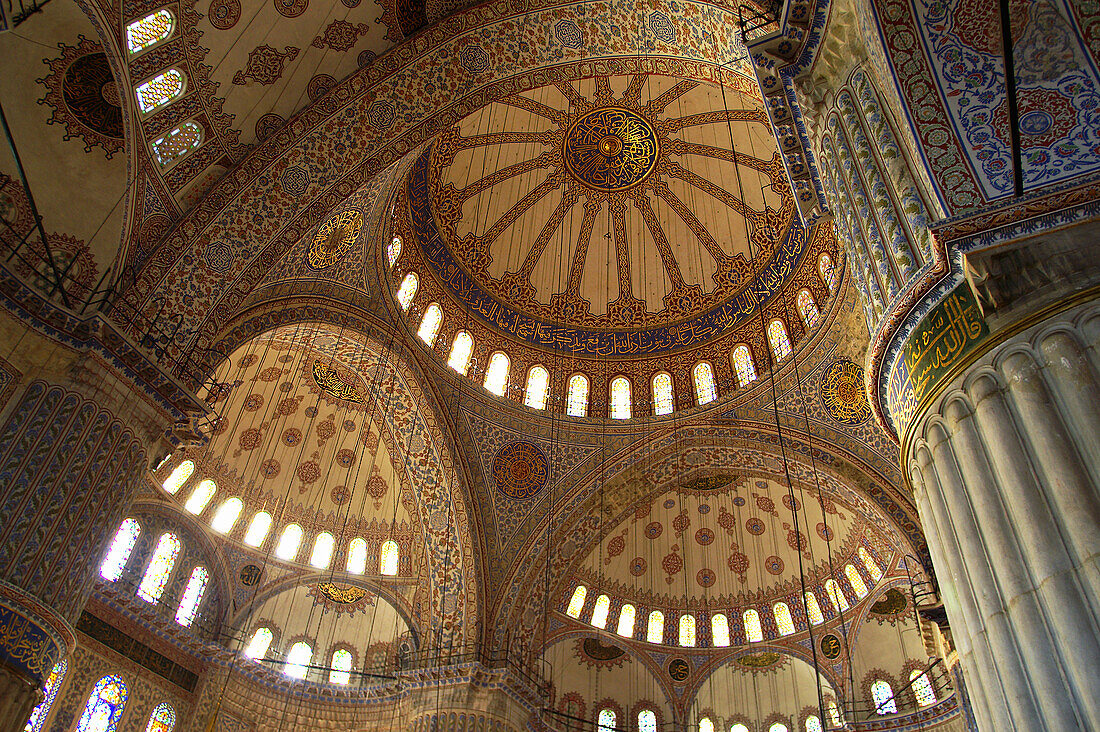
[308,209,363,270]
[668,658,690,683]
[239,564,262,586]
[820,633,842,660]
[492,440,549,500]
[562,107,659,191]
[820,359,871,425]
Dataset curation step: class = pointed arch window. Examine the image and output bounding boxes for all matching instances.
[100,518,141,581]
[638,710,657,732]
[797,289,820,327]
[804,591,824,624]
[137,533,180,603]
[275,524,303,560]
[693,362,717,405]
[652,372,673,415]
[590,594,611,629]
[859,546,884,580]
[774,602,795,635]
[768,319,792,362]
[417,303,443,346]
[76,675,127,732]
[243,627,273,660]
[396,273,418,310]
[845,564,869,597]
[647,610,664,643]
[804,716,822,732]
[210,498,243,533]
[380,539,400,575]
[447,331,473,375]
[243,512,272,547]
[285,642,313,680]
[679,613,696,647]
[126,9,174,54]
[610,376,631,419]
[872,680,897,714]
[143,702,175,732]
[387,236,402,268]
[162,460,193,494]
[174,566,208,627]
[566,374,589,417]
[330,649,353,685]
[819,253,837,292]
[712,613,730,647]
[825,579,849,611]
[484,352,510,396]
[136,69,185,113]
[24,659,66,732]
[347,538,368,574]
[525,366,549,409]
[310,532,335,569]
[616,603,636,637]
[911,669,937,707]
[743,609,763,642]
[698,718,714,732]
[151,122,202,167]
[732,345,757,387]
[566,585,587,618]
[597,709,616,731]
[184,479,216,514]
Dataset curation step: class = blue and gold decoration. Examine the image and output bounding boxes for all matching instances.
[820,359,871,425]
[492,440,548,500]
[308,209,363,270]
[563,108,658,192]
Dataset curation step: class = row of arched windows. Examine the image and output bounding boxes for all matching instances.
[161,461,401,575]
[24,667,176,732]
[595,707,659,732]
[698,715,837,732]
[242,628,357,685]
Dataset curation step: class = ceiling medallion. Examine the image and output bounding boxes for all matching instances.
[308,208,362,270]
[820,360,871,425]
[562,107,659,192]
[311,360,365,402]
[492,440,549,500]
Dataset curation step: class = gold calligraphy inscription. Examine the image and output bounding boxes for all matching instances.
[318,582,367,604]
[0,605,57,679]
[308,209,363,270]
[312,360,365,403]
[563,108,659,191]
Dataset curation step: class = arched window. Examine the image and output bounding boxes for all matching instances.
[162,460,193,494]
[768,319,792,362]
[284,641,313,680]
[417,303,443,346]
[597,708,616,731]
[872,680,897,714]
[743,609,763,642]
[859,546,884,580]
[76,675,127,732]
[174,566,208,627]
[804,715,822,732]
[243,627,273,660]
[590,594,611,629]
[210,498,242,533]
[310,532,335,569]
[774,602,795,635]
[143,702,175,732]
[137,533,179,603]
[151,122,202,167]
[380,540,400,575]
[797,289,820,327]
[616,604,636,637]
[136,69,185,113]
[693,362,717,405]
[346,538,367,574]
[638,710,657,732]
[712,613,730,647]
[566,374,589,417]
[679,613,696,647]
[525,366,549,409]
[804,591,824,624]
[184,479,216,514]
[819,253,837,292]
[447,331,473,375]
[646,610,665,643]
[610,376,631,419]
[769,724,789,732]
[100,518,140,581]
[126,9,174,53]
[698,717,714,732]
[652,372,673,415]
[732,345,757,387]
[826,700,842,727]
[845,564,869,597]
[243,512,272,547]
[825,579,848,611]
[566,585,587,618]
[731,725,750,732]
[387,235,402,268]
[911,669,937,707]
[330,648,353,685]
[275,524,303,560]
[24,659,66,732]
[396,273,418,310]
[484,352,510,396]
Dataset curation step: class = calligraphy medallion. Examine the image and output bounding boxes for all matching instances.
[820,359,871,425]
[312,360,365,402]
[492,440,548,500]
[562,107,659,191]
[308,209,362,270]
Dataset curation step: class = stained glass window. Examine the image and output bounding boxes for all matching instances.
[380,540,400,575]
[597,709,616,731]
[638,710,657,732]
[162,460,193,494]
[418,303,442,346]
[872,680,897,714]
[243,512,272,547]
[699,718,714,732]
[774,602,795,636]
[143,703,174,732]
[819,253,837,292]
[732,345,757,387]
[911,669,937,707]
[174,566,208,626]
[610,376,631,419]
[647,610,664,643]
[797,289,820,327]
[616,603,635,637]
[127,9,174,54]
[244,627,273,660]
[827,701,842,727]
[743,609,763,642]
[652,372,673,415]
[566,585,587,618]
[396,273,418,310]
[525,366,549,409]
[693,362,717,405]
[310,532,335,569]
[679,613,696,647]
[101,518,140,581]
[591,594,611,629]
[768,319,792,362]
[184,479,216,514]
[210,498,242,533]
[448,331,473,375]
[566,374,589,417]
[845,564,869,597]
[347,538,367,574]
[151,122,202,167]
[136,69,185,113]
[330,649,353,685]
[712,613,730,647]
[24,659,65,732]
[825,579,848,611]
[859,546,884,580]
[769,724,789,732]
[804,591,824,624]
[137,533,179,603]
[387,236,402,268]
[76,675,127,732]
[275,524,303,560]
[484,352,510,396]
[804,716,821,732]
[285,641,313,680]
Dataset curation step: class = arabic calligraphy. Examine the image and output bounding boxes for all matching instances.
[492,440,548,500]
[312,360,365,403]
[308,209,363,271]
[0,605,60,680]
[317,582,367,604]
[820,360,871,425]
[562,108,659,191]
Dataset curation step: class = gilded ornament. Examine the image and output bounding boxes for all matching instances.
[563,107,659,191]
[308,209,362,270]
[736,652,782,668]
[317,582,367,604]
[312,360,365,402]
[820,359,871,425]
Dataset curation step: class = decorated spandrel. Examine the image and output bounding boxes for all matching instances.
[309,210,362,270]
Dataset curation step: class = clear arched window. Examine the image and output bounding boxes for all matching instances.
[647,610,664,643]
[610,376,631,419]
[380,539,400,575]
[126,9,174,53]
[275,524,303,560]
[418,303,443,346]
[284,642,312,680]
[525,366,549,409]
[243,627,273,660]
[100,518,141,581]
[825,579,849,611]
[162,460,193,494]
[484,352,510,396]
[693,362,717,405]
[743,609,763,642]
[819,253,837,292]
[330,648,353,685]
[447,331,473,375]
[804,715,822,732]
[768,319,792,362]
[597,708,616,731]
[151,122,202,167]
[638,710,657,732]
[566,374,589,417]
[911,669,937,706]
[25,659,66,732]
[699,718,714,732]
[859,546,884,580]
[845,564,869,597]
[136,69,185,113]
[591,594,611,629]
[137,533,180,603]
[310,532,335,569]
[347,538,368,574]
[774,602,795,635]
[210,498,243,533]
[184,479,216,514]
[143,702,175,732]
[768,724,789,732]
[804,591,824,624]
[712,613,730,647]
[652,372,673,415]
[872,680,897,714]
[396,272,418,310]
[566,585,587,618]
[827,700,842,727]
[679,613,696,647]
[387,236,402,268]
[77,675,127,732]
[731,725,750,732]
[174,566,208,626]
[797,289,820,327]
[732,345,757,387]
[243,512,272,547]
[616,603,636,637]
